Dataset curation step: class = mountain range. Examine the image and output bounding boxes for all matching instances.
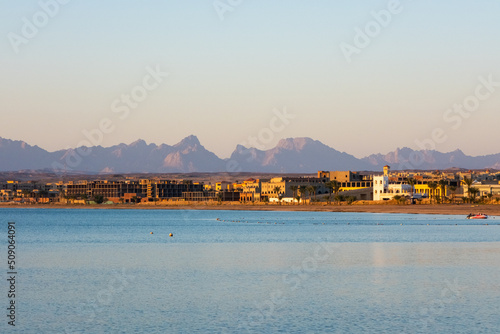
[1,136,499,173]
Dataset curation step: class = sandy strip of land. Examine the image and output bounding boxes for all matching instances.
[1,202,500,216]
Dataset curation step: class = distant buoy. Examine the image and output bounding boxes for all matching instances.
[169,233,173,237]
[150,232,154,234]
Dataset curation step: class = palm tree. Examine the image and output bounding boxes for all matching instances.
[289,185,298,205]
[427,182,438,204]
[462,177,473,203]
[326,180,341,204]
[325,181,334,204]
[273,186,281,204]
[93,195,106,204]
[307,185,315,204]
[438,179,448,204]
[449,186,457,203]
[333,181,342,204]
[311,185,318,202]
[301,186,308,204]
[487,193,493,203]
[335,194,345,204]
[298,185,307,205]
[406,177,416,199]
[468,187,479,203]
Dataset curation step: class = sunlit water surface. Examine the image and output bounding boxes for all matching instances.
[1,209,499,333]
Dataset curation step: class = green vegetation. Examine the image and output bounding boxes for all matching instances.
[92,195,107,204]
[461,177,473,203]
[438,179,448,204]
[427,182,438,204]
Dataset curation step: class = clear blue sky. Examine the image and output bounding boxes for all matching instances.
[1,0,499,158]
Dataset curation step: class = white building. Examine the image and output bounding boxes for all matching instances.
[373,166,414,201]
[373,175,413,201]
[464,182,500,198]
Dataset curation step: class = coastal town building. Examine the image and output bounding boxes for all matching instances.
[371,166,466,201]
[318,170,374,200]
[260,176,327,202]
[464,181,500,198]
[215,181,233,192]
[2,167,500,205]
[318,170,373,190]
[373,175,413,201]
[373,166,411,201]
[182,191,217,201]
[65,179,203,202]
[239,178,262,202]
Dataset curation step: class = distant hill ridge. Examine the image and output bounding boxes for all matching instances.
[0,136,499,173]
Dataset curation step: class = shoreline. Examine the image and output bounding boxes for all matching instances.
[1,203,500,216]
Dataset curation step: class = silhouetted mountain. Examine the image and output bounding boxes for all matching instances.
[0,136,225,173]
[163,135,225,172]
[229,137,373,172]
[1,136,500,173]
[0,138,56,171]
[362,147,500,170]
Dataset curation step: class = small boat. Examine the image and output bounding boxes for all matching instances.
[466,213,488,219]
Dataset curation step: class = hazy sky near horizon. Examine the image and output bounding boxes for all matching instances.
[1,0,499,159]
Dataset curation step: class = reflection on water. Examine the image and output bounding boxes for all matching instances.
[1,209,499,333]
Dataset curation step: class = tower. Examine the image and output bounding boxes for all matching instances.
[383,165,390,176]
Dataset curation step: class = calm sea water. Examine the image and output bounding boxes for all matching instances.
[1,208,500,333]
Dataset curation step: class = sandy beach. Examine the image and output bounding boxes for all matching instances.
[2,202,500,216]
